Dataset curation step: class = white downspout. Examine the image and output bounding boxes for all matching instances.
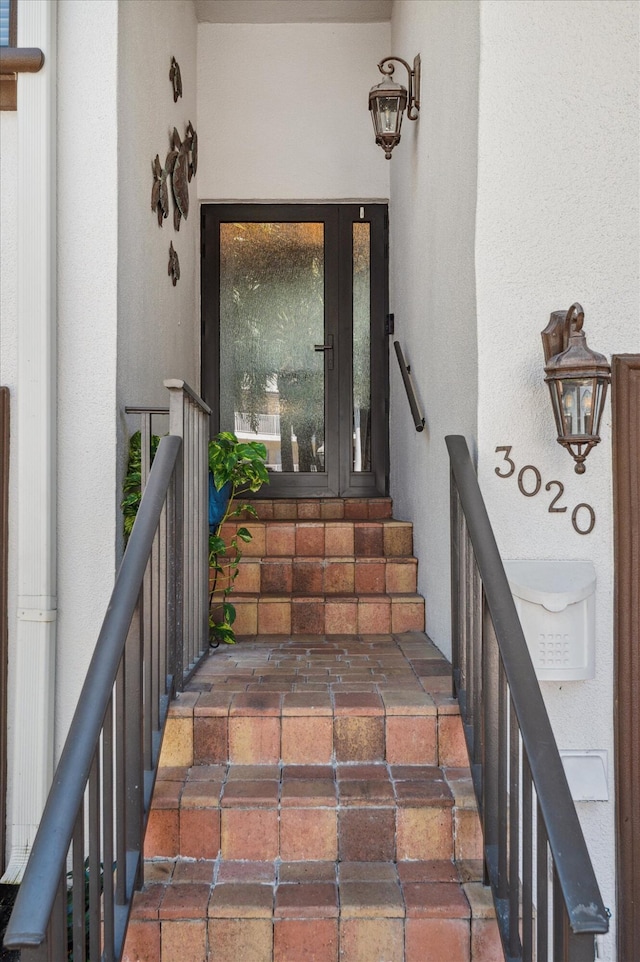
[2,0,57,883]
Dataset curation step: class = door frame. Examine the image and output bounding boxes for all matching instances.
[200,203,389,498]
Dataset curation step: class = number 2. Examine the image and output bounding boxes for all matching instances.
[545,480,567,513]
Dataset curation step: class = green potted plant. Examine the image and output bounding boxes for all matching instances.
[208,432,269,645]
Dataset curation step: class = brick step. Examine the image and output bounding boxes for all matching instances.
[158,685,464,771]
[124,859,500,962]
[124,637,503,961]
[215,593,424,636]
[236,497,394,522]
[218,519,413,559]
[145,762,478,864]
[216,556,418,597]
[145,763,483,869]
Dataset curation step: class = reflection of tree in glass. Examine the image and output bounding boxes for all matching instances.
[353,223,371,472]
[220,223,325,472]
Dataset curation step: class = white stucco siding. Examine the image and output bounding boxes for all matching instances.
[196,21,391,201]
[475,2,639,955]
[117,0,199,431]
[55,0,120,754]
[388,0,480,657]
[0,111,19,870]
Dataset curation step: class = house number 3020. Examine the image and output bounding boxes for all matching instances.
[494,446,596,535]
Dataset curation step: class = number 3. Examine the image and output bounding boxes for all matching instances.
[495,446,516,479]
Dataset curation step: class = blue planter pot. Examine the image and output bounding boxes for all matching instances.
[209,474,231,531]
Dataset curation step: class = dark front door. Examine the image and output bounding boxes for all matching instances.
[201,204,389,497]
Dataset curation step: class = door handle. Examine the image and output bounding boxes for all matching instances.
[314,334,334,370]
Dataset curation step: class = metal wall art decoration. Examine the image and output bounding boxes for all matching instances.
[151,152,171,226]
[150,62,197,285]
[169,57,182,102]
[151,122,198,231]
[168,241,180,286]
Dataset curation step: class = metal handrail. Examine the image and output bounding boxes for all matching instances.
[394,341,425,432]
[446,435,608,961]
[4,435,180,951]
[4,380,211,960]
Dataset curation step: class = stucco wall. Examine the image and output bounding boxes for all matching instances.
[55,0,120,753]
[0,110,18,872]
[117,0,199,434]
[196,21,390,201]
[475,1,639,955]
[388,0,480,655]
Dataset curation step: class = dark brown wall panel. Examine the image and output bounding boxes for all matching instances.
[0,386,9,872]
[613,355,640,960]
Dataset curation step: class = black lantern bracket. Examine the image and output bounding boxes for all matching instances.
[377,55,421,120]
[541,303,611,474]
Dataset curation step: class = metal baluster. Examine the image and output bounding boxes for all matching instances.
[482,603,500,888]
[174,450,184,689]
[472,566,483,770]
[200,406,209,656]
[189,400,196,668]
[143,552,153,771]
[115,659,127,905]
[509,698,521,958]
[88,752,101,961]
[151,519,161,737]
[553,863,563,961]
[166,471,177,691]
[450,476,461,690]
[72,811,86,962]
[497,658,508,900]
[522,753,533,962]
[50,872,67,962]
[102,697,115,962]
[537,803,549,959]
[125,601,143,892]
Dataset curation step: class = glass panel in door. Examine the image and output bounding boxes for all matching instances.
[352,222,371,472]
[219,222,326,474]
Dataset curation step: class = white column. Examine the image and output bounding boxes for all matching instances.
[2,0,57,883]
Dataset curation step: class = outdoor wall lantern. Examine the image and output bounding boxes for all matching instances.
[368,55,420,159]
[541,302,611,474]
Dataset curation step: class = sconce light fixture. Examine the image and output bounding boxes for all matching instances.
[541,303,611,474]
[369,55,420,159]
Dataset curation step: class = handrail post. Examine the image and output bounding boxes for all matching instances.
[165,379,211,687]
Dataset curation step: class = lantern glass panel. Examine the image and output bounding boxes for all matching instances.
[374,95,402,135]
[556,377,594,437]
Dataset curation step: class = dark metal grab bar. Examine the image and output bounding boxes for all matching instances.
[4,434,181,951]
[394,341,425,432]
[446,434,608,961]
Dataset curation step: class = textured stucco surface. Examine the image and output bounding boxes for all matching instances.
[0,111,19,865]
[55,0,119,755]
[475,2,639,954]
[117,0,199,433]
[388,0,480,658]
[196,21,390,201]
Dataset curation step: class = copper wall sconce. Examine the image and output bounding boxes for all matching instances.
[541,303,611,474]
[368,54,420,159]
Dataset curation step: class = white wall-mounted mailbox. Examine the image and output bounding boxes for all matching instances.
[503,560,596,681]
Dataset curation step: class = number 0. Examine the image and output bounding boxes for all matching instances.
[518,465,542,497]
[572,503,596,535]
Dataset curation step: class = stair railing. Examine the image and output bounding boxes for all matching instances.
[446,435,608,962]
[4,380,210,961]
[394,341,425,431]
